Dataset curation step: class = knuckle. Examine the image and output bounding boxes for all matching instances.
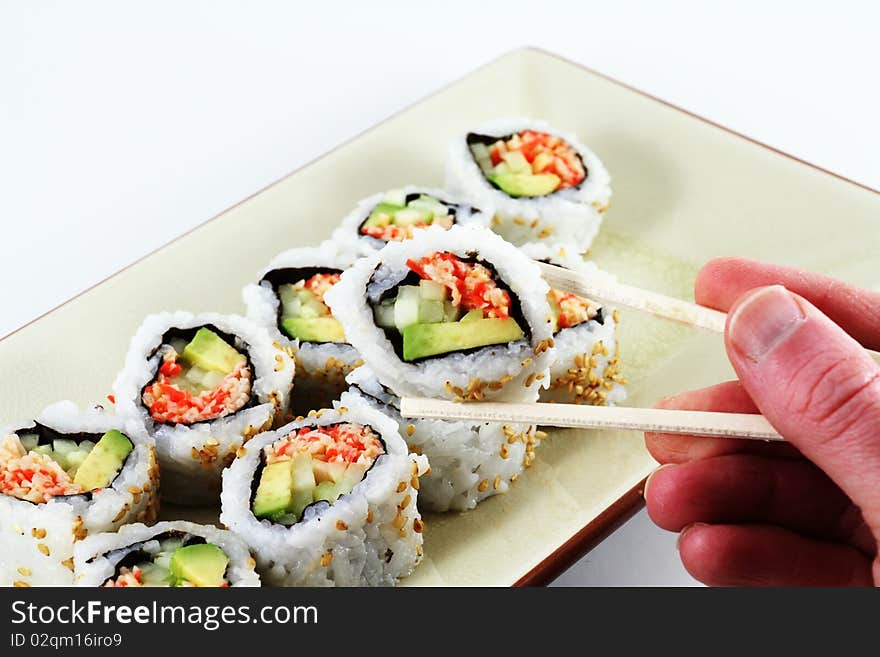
[784,351,880,442]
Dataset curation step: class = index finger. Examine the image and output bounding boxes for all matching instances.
[695,257,880,350]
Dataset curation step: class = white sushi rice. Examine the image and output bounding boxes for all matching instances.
[446,117,611,250]
[243,243,362,413]
[220,402,428,587]
[0,402,159,587]
[343,367,539,512]
[519,242,627,406]
[330,185,492,257]
[74,520,260,587]
[543,312,627,406]
[325,225,556,403]
[113,312,295,506]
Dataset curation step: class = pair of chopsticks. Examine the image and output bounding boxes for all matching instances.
[400,263,880,442]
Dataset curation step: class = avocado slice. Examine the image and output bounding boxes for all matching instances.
[169,543,229,587]
[180,328,245,374]
[402,318,525,361]
[364,202,405,228]
[72,430,133,490]
[282,317,346,343]
[489,172,560,197]
[253,460,295,519]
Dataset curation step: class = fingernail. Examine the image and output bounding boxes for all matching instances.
[642,463,672,500]
[728,285,805,362]
[677,522,708,550]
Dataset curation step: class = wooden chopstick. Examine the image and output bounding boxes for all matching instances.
[537,262,880,364]
[399,398,785,441]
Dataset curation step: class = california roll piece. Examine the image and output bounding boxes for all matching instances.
[342,367,540,512]
[0,402,158,587]
[331,186,490,256]
[446,117,611,250]
[325,225,556,402]
[114,312,295,506]
[244,243,362,414]
[74,521,259,587]
[220,402,427,586]
[520,242,627,405]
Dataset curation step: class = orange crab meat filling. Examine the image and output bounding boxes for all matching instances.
[489,130,586,189]
[303,272,340,304]
[143,354,251,425]
[0,434,83,503]
[267,423,383,467]
[550,288,597,330]
[406,252,512,319]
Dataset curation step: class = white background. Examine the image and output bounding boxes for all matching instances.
[2,1,878,585]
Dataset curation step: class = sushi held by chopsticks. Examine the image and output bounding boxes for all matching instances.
[325,224,557,403]
[324,224,562,509]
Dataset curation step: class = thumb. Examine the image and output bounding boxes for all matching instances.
[725,285,880,528]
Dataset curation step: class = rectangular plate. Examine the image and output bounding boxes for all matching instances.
[3,48,879,586]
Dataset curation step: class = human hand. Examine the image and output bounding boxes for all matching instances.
[644,257,880,586]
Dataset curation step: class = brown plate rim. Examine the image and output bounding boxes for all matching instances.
[5,47,877,587]
[514,477,647,587]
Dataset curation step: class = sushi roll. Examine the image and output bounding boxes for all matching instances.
[243,243,363,416]
[220,402,428,586]
[342,366,541,512]
[74,521,259,587]
[330,186,490,256]
[446,117,611,250]
[113,312,295,506]
[520,243,627,406]
[0,402,159,587]
[325,225,556,403]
